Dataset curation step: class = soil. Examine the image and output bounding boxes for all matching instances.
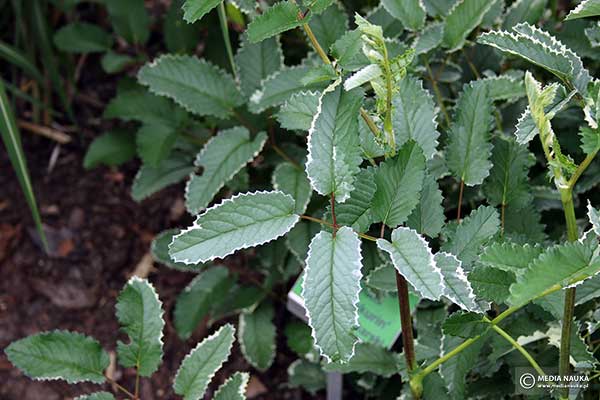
[0,82,321,400]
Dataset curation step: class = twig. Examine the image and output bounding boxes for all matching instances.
[456,180,464,221]
[300,215,377,241]
[18,120,71,144]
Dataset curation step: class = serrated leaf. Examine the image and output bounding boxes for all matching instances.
[286,221,320,264]
[442,312,488,339]
[285,321,315,357]
[53,22,113,53]
[344,64,383,91]
[186,127,267,214]
[138,55,242,118]
[325,168,376,233]
[235,36,283,98]
[174,324,236,400]
[287,359,327,394]
[132,153,195,201]
[174,267,234,339]
[323,342,402,377]
[104,0,150,45]
[442,205,500,267]
[170,191,300,263]
[392,76,439,159]
[247,1,305,43]
[502,0,548,29]
[5,331,109,383]
[446,82,493,186]
[366,263,397,292]
[413,22,444,55]
[482,136,534,210]
[182,0,223,23]
[366,4,404,37]
[75,393,115,400]
[302,227,362,362]
[407,174,445,238]
[478,75,526,102]
[443,0,494,52]
[579,126,600,155]
[308,3,348,50]
[330,30,369,71]
[439,333,487,399]
[377,227,444,300]
[503,203,547,243]
[588,201,600,236]
[152,229,199,271]
[508,241,600,306]
[565,0,600,20]
[273,162,312,214]
[479,242,543,274]
[213,372,250,400]
[381,0,425,31]
[306,81,363,202]
[436,252,479,312]
[136,124,178,167]
[249,65,327,113]
[372,140,426,227]
[276,91,320,131]
[239,302,276,371]
[83,130,136,169]
[116,277,164,376]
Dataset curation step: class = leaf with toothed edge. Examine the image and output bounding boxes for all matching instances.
[276,91,320,131]
[170,191,300,264]
[407,173,445,238]
[182,0,223,23]
[247,1,306,43]
[565,0,600,20]
[239,301,276,371]
[305,80,363,202]
[439,333,487,398]
[323,342,403,377]
[5,331,109,384]
[185,127,267,214]
[381,0,425,31]
[138,55,242,118]
[479,242,543,274]
[413,22,444,55]
[436,252,479,312]
[377,227,444,300]
[75,393,115,400]
[588,201,600,236]
[442,0,494,52]
[442,311,489,339]
[116,277,164,377]
[273,162,312,214]
[173,324,236,400]
[213,372,250,400]
[235,36,283,98]
[302,226,363,363]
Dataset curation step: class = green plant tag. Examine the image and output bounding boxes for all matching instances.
[288,275,418,349]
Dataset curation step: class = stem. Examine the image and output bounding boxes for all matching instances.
[500,203,506,234]
[424,57,451,128]
[456,180,464,221]
[396,273,416,372]
[568,150,598,188]
[106,376,135,399]
[218,2,237,79]
[360,108,381,138]
[299,215,377,242]
[381,42,395,154]
[489,323,546,376]
[330,192,338,235]
[269,125,302,170]
[134,369,140,399]
[302,23,330,65]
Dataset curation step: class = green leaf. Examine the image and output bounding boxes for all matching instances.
[366,4,404,37]
[5,331,109,383]
[182,0,223,22]
[436,252,479,312]
[53,22,113,53]
[407,174,445,238]
[502,0,548,29]
[116,277,164,376]
[83,130,136,169]
[439,334,487,399]
[442,312,489,339]
[381,0,426,31]
[0,80,47,250]
[213,372,250,400]
[441,205,500,267]
[75,392,115,400]
[285,321,315,357]
[306,81,363,202]
[132,153,195,201]
[247,1,305,43]
[323,342,402,377]
[152,229,197,270]
[239,302,277,371]
[286,221,320,264]
[136,124,178,167]
[478,75,526,102]
[165,0,202,53]
[138,55,243,118]
[276,91,320,131]
[468,265,515,303]
[303,227,363,362]
[377,227,443,300]
[170,191,300,263]
[330,30,369,72]
[326,168,377,233]
[372,140,426,227]
[174,324,236,400]
[249,65,327,113]
[0,41,43,82]
[103,0,150,45]
[344,64,383,91]
[308,3,348,50]
[565,0,600,20]
[579,126,600,155]
[508,241,600,306]
[482,136,534,210]
[273,162,312,214]
[443,0,494,52]
[479,242,543,274]
[588,201,600,236]
[186,127,267,214]
[412,22,444,55]
[391,76,439,159]
[101,52,136,74]
[446,82,493,186]
[287,359,326,394]
[174,267,234,339]
[366,263,397,292]
[235,36,283,98]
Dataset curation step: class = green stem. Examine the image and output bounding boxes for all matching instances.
[299,215,378,242]
[489,323,546,376]
[424,57,450,128]
[302,23,330,65]
[217,2,237,79]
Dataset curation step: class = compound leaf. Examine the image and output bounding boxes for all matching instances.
[170,191,300,264]
[377,227,444,300]
[116,277,164,376]
[5,331,109,383]
[239,302,277,371]
[174,324,236,400]
[213,372,250,400]
[186,127,267,214]
[303,227,363,362]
